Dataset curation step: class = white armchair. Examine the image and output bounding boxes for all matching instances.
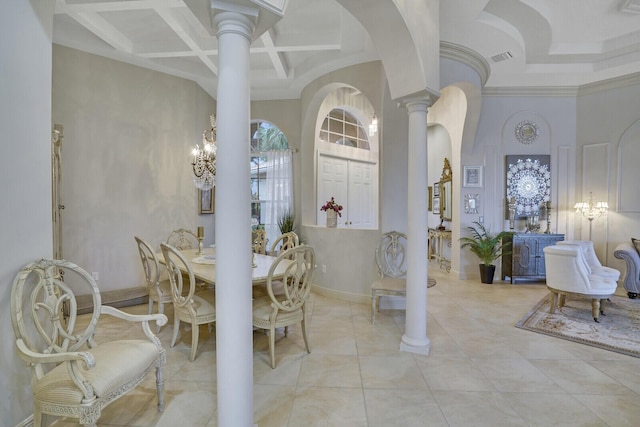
[557,240,620,281]
[11,259,167,427]
[543,245,618,322]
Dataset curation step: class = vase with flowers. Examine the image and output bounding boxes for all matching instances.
[320,197,343,228]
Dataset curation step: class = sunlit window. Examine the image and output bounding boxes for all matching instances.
[319,108,370,150]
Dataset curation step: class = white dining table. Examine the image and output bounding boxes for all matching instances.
[157,248,291,286]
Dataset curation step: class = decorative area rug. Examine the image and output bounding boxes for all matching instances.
[516,294,640,358]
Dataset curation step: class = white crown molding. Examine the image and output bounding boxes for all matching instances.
[482,71,640,97]
[440,41,491,87]
[577,71,640,96]
[482,86,580,97]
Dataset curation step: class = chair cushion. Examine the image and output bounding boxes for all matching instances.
[586,276,618,294]
[252,296,303,323]
[33,339,160,404]
[591,266,620,281]
[371,277,406,292]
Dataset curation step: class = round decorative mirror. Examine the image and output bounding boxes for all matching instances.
[514,120,539,144]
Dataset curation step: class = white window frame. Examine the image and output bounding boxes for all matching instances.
[316,148,378,229]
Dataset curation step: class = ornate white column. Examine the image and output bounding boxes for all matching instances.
[400,99,431,355]
[213,11,255,427]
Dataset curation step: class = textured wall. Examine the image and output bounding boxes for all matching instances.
[52,45,215,294]
[0,2,55,425]
[577,81,640,271]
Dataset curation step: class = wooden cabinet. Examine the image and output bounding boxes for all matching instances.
[501,234,564,284]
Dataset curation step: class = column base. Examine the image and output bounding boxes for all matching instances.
[400,334,431,355]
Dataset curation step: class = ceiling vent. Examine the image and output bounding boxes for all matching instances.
[620,0,640,14]
[490,51,513,63]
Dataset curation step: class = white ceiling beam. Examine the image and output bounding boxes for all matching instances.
[155,6,218,75]
[59,0,183,12]
[137,44,341,58]
[65,9,133,52]
[260,29,288,78]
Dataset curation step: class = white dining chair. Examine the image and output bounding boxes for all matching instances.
[252,245,315,368]
[135,236,173,331]
[269,231,299,256]
[166,228,199,250]
[161,242,216,361]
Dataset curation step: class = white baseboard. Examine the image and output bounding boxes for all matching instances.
[15,414,33,427]
[310,284,369,304]
[75,286,148,314]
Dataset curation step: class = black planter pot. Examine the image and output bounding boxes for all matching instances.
[479,264,496,284]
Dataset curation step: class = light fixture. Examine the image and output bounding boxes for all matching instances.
[191,114,217,191]
[574,191,608,240]
[369,115,378,136]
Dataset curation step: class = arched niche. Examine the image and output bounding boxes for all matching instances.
[618,119,640,212]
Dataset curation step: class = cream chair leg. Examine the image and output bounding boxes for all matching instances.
[190,323,199,362]
[559,294,567,308]
[171,318,180,348]
[269,325,276,369]
[371,292,378,324]
[148,299,154,315]
[301,315,311,354]
[591,299,600,322]
[155,366,165,412]
[549,291,558,314]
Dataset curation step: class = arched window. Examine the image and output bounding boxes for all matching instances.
[319,108,370,150]
[250,120,293,248]
[316,101,378,229]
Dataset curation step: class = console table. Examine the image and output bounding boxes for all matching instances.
[501,233,564,284]
[428,228,451,272]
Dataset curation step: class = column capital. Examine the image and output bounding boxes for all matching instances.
[404,99,431,114]
[396,88,439,110]
[213,11,256,41]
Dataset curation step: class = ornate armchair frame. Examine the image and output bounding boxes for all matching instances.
[11,259,167,426]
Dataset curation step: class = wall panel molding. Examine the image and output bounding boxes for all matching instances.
[618,120,640,212]
[556,145,571,236]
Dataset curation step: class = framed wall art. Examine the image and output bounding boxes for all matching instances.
[464,194,479,214]
[432,197,440,215]
[428,186,433,211]
[198,188,215,214]
[463,166,482,188]
[505,155,550,219]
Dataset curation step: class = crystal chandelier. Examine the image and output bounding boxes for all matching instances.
[191,114,217,190]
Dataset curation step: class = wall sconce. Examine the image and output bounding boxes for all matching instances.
[574,191,608,240]
[369,115,378,136]
[191,114,217,190]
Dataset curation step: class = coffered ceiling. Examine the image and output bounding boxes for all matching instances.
[53,0,640,100]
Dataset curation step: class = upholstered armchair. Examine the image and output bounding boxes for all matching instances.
[614,242,640,299]
[543,245,618,322]
[557,240,620,281]
[11,259,167,427]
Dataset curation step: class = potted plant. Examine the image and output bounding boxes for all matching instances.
[459,221,514,284]
[277,211,296,234]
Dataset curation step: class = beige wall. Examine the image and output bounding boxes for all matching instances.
[52,45,215,295]
[1,2,55,424]
[576,81,640,272]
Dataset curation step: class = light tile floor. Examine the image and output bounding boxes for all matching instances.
[53,262,640,426]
